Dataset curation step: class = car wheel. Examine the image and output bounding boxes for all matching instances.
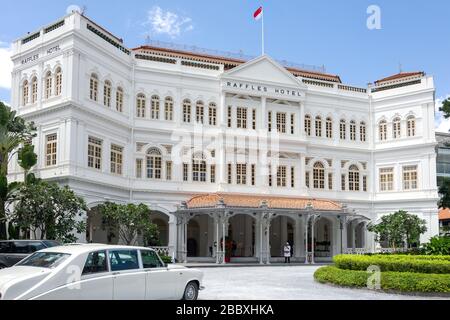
[183,281,199,301]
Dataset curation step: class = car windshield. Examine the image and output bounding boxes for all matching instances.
[16,252,70,269]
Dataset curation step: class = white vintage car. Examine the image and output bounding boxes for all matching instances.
[0,244,204,300]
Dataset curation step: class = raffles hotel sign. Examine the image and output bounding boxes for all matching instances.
[224,81,304,99]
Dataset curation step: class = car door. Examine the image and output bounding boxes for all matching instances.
[78,250,114,300]
[141,250,177,300]
[109,249,146,300]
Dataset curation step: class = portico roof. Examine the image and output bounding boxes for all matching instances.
[184,193,342,211]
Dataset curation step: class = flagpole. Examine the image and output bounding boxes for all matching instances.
[261,9,265,55]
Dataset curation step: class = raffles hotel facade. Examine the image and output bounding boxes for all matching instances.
[8,12,439,263]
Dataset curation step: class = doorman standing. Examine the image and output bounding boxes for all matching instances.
[283,242,292,263]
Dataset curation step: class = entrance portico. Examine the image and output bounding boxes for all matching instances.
[175,193,370,264]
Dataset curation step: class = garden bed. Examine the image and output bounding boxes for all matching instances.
[334,254,450,274]
[314,255,450,294]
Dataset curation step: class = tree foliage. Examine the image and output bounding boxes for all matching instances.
[97,202,159,246]
[438,177,450,209]
[368,210,427,249]
[10,181,87,243]
[0,101,36,238]
[439,98,450,119]
[422,236,450,255]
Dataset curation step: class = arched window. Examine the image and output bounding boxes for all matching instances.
[55,68,62,96]
[340,119,346,140]
[90,74,98,101]
[151,95,160,120]
[208,102,217,126]
[31,77,38,104]
[360,122,366,142]
[305,115,312,136]
[393,117,401,139]
[136,94,146,118]
[379,120,387,141]
[313,162,325,189]
[326,117,333,139]
[192,152,207,182]
[196,101,205,124]
[45,71,52,99]
[165,97,174,121]
[116,87,124,112]
[407,116,416,137]
[315,116,322,137]
[183,99,191,123]
[22,80,29,106]
[103,80,112,107]
[348,165,360,191]
[146,148,162,179]
[350,120,356,141]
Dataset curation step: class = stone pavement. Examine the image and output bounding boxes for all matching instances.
[193,265,449,300]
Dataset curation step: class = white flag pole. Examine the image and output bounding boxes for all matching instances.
[261,9,265,55]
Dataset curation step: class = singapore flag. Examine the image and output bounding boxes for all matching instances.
[253,6,263,20]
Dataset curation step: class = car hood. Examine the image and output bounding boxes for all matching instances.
[0,267,50,292]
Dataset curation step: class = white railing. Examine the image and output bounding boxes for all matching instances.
[152,246,170,257]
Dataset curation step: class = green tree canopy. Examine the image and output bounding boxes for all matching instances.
[97,202,159,246]
[438,177,450,209]
[439,98,450,119]
[368,210,427,249]
[10,181,87,243]
[0,101,36,238]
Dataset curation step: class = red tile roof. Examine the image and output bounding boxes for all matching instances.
[439,208,450,221]
[185,193,342,211]
[375,72,424,85]
[132,45,342,83]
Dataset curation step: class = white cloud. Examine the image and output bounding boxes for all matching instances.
[0,42,13,90]
[435,95,450,133]
[144,6,193,39]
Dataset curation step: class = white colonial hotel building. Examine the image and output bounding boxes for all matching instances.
[7,12,439,263]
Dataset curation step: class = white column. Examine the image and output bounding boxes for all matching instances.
[222,216,226,264]
[304,215,309,264]
[168,214,177,259]
[311,217,316,264]
[260,97,267,132]
[342,219,348,253]
[266,218,271,265]
[215,216,220,264]
[299,102,305,139]
[259,215,264,264]
[300,154,306,189]
[183,220,188,263]
[294,217,302,259]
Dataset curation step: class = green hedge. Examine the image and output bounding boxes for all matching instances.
[160,255,173,264]
[314,266,450,293]
[333,255,450,274]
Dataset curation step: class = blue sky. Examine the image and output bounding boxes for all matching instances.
[0,0,449,128]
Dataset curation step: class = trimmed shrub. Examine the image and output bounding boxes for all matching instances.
[160,255,173,264]
[314,266,450,293]
[333,255,450,274]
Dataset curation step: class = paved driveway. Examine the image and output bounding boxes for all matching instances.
[198,265,448,300]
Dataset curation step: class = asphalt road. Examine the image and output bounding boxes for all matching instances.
[198,265,448,300]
